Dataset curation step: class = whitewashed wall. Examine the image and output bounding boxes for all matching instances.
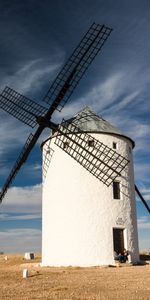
[42,132,139,266]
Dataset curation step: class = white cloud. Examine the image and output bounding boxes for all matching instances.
[135,186,150,202]
[127,123,150,148]
[140,188,150,194]
[0,185,42,254]
[51,71,131,122]
[0,54,64,96]
[0,213,41,221]
[138,238,150,252]
[138,217,150,251]
[0,184,42,213]
[89,67,144,113]
[103,91,140,115]
[134,163,150,182]
[50,71,129,122]
[33,164,41,171]
[137,216,150,229]
[0,114,31,156]
[144,195,150,201]
[55,65,149,126]
[0,228,41,253]
[89,72,125,109]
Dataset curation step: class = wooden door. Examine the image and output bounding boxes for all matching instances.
[113,228,124,254]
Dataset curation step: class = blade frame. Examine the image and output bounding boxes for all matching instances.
[0,86,48,128]
[54,120,129,187]
[43,23,113,114]
[0,125,44,202]
[135,184,150,214]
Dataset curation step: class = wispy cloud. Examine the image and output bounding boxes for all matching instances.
[33,163,42,171]
[138,216,150,229]
[134,163,150,183]
[0,184,42,213]
[0,54,64,97]
[0,228,41,253]
[88,71,126,110]
[140,188,150,194]
[136,186,150,202]
[0,213,41,221]
[137,217,150,251]
[58,64,150,121]
[0,114,30,155]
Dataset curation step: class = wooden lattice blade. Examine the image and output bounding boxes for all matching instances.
[0,126,44,203]
[0,23,113,202]
[43,23,112,115]
[0,86,48,128]
[54,120,129,187]
[42,140,54,181]
[135,184,150,214]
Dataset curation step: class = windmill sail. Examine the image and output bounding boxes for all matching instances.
[43,23,112,113]
[0,126,44,202]
[0,86,48,128]
[54,120,129,186]
[135,185,150,214]
[0,23,112,202]
[42,141,54,181]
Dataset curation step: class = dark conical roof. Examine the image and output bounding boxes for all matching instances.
[66,106,134,147]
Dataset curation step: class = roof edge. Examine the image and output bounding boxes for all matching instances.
[41,130,135,149]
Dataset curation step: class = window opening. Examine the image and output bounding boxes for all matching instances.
[113,228,124,254]
[88,139,94,147]
[63,141,69,149]
[113,181,121,199]
[113,142,117,149]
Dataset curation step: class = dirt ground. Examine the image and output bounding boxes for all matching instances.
[0,254,150,300]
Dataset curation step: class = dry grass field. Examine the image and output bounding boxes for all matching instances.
[0,254,150,300]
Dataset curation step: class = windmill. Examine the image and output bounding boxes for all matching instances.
[0,22,149,265]
[0,22,149,212]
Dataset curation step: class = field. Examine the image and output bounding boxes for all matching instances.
[0,254,150,300]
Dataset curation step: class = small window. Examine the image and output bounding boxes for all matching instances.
[113,142,118,149]
[88,139,94,147]
[46,147,51,154]
[63,141,69,149]
[113,181,121,199]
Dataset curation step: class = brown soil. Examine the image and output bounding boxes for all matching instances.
[0,254,150,300]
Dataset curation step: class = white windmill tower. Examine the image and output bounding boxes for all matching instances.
[41,106,139,266]
[0,23,149,262]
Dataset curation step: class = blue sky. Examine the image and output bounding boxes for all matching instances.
[0,0,149,253]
